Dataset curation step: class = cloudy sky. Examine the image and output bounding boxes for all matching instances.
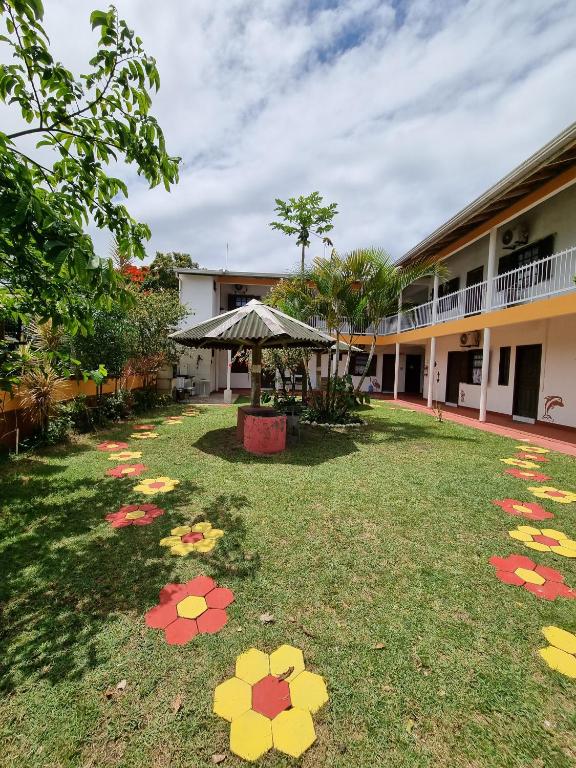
[14,1,576,270]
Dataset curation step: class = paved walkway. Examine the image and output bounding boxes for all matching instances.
[375,394,576,457]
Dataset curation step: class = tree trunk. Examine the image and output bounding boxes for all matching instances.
[251,346,262,407]
[300,355,309,403]
[355,333,377,394]
[301,243,306,273]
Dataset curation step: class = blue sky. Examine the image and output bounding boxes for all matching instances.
[5,0,576,271]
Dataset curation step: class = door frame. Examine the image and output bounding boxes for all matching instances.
[512,344,542,424]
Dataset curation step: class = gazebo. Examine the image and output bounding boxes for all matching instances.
[170,299,334,453]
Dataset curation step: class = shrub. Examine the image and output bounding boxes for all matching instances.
[302,383,362,425]
[44,414,73,445]
[132,387,172,414]
[100,389,134,421]
[61,394,98,432]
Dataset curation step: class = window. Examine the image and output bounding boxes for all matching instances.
[227,294,258,310]
[350,352,376,377]
[498,346,511,386]
[468,350,483,385]
[498,235,554,277]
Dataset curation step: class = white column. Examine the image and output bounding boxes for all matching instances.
[223,349,233,403]
[479,327,491,422]
[432,274,439,323]
[393,342,400,399]
[427,336,436,408]
[485,227,497,311]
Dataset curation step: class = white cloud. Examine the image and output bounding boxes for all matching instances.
[4,0,576,269]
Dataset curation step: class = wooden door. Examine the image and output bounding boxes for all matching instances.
[404,354,422,394]
[445,351,469,405]
[513,344,542,421]
[381,354,395,392]
[465,266,484,315]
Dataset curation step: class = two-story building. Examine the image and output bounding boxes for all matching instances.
[176,121,576,429]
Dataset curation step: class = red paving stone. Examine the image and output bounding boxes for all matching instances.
[252,675,292,720]
[373,395,576,457]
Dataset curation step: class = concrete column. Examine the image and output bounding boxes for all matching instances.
[485,227,497,311]
[479,327,491,422]
[427,336,436,408]
[393,342,400,399]
[432,274,439,323]
[223,349,233,403]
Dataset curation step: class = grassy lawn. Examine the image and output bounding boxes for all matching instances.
[1,403,576,767]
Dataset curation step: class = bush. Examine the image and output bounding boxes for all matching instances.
[44,414,73,444]
[302,380,362,425]
[132,387,172,413]
[100,389,134,421]
[61,394,98,432]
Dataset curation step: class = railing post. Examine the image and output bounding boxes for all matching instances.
[432,274,439,324]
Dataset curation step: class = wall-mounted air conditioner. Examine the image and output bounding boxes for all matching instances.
[460,331,480,347]
[501,223,529,250]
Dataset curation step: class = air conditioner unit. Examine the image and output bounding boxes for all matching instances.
[501,223,529,250]
[460,331,480,347]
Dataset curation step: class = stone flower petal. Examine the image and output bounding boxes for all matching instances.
[230,710,273,762]
[213,677,252,722]
[272,708,316,758]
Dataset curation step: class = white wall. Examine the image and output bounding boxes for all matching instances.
[426,316,576,427]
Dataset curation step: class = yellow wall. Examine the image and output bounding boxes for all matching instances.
[1,375,146,414]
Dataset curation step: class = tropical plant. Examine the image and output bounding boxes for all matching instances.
[143,252,198,292]
[0,1,179,391]
[270,192,337,272]
[18,362,67,435]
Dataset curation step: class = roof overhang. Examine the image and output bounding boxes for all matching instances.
[399,121,576,267]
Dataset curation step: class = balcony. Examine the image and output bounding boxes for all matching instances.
[310,245,576,337]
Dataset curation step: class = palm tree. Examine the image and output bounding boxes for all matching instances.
[349,248,446,394]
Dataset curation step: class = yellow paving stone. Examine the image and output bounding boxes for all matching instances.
[195,538,216,553]
[213,677,252,722]
[515,568,545,585]
[541,529,567,539]
[552,545,576,558]
[539,646,576,678]
[171,526,192,536]
[160,535,181,546]
[230,710,273,762]
[517,445,550,453]
[191,521,213,533]
[176,595,207,619]
[509,530,534,542]
[205,528,225,539]
[517,526,542,535]
[501,458,539,468]
[125,510,146,520]
[289,671,329,713]
[270,645,305,681]
[235,648,270,685]
[543,626,576,654]
[524,541,551,552]
[272,708,316,758]
[171,542,196,556]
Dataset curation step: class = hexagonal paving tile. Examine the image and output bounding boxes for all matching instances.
[252,675,291,720]
[176,595,207,619]
[270,644,304,681]
[230,710,273,762]
[235,648,270,685]
[272,708,316,758]
[289,670,329,713]
[214,677,252,722]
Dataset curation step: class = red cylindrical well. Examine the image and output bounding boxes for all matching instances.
[243,413,287,455]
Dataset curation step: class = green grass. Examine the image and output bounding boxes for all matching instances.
[1,403,576,767]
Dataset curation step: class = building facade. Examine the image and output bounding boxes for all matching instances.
[176,122,576,429]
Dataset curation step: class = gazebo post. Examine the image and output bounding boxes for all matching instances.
[251,345,262,407]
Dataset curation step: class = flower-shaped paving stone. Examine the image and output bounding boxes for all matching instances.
[528,486,576,504]
[182,410,199,417]
[108,450,142,461]
[492,499,554,521]
[130,431,160,440]
[539,626,576,678]
[516,451,549,463]
[134,424,155,431]
[160,521,224,555]
[97,440,129,452]
[106,463,148,479]
[133,477,180,495]
[214,645,328,762]
[504,468,551,482]
[501,458,540,469]
[164,418,183,424]
[508,526,576,557]
[106,503,164,528]
[145,576,234,644]
[489,555,576,600]
[516,445,550,454]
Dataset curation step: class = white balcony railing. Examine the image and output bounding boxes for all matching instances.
[308,245,576,337]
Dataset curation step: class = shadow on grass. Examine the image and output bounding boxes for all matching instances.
[0,468,255,692]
